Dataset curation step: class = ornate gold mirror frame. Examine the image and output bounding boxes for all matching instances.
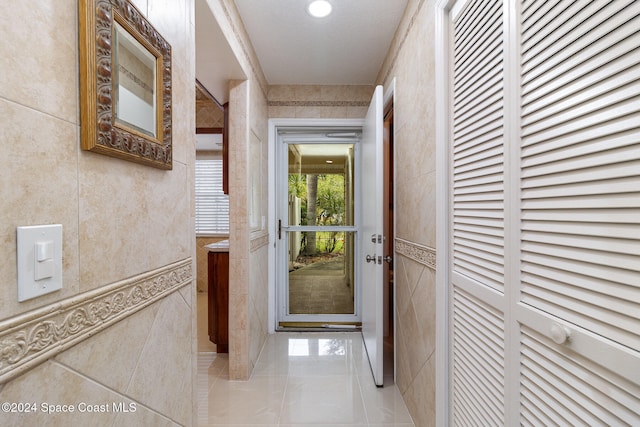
[79,0,172,169]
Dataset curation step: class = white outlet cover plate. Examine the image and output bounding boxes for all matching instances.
[17,224,63,302]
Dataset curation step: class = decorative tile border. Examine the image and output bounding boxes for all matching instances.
[395,238,436,271]
[267,100,370,107]
[250,233,269,252]
[0,258,192,384]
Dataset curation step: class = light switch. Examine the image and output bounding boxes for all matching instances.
[17,225,63,302]
[36,240,53,261]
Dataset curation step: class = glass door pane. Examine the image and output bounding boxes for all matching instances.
[288,231,355,314]
[287,143,354,227]
[285,143,356,318]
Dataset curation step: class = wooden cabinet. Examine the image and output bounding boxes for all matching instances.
[208,251,229,353]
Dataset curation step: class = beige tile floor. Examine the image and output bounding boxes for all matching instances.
[197,332,415,426]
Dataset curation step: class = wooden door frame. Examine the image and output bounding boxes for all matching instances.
[382,83,396,381]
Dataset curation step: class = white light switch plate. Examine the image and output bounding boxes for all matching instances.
[17,224,63,302]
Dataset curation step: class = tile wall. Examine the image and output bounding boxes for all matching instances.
[377,0,438,426]
[0,0,196,424]
[227,77,270,380]
[196,86,225,128]
[207,0,271,380]
[268,85,374,118]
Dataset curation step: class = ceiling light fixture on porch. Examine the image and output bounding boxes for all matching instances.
[307,0,332,18]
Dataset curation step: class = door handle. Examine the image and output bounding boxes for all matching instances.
[550,323,571,345]
[278,220,289,240]
[366,254,383,264]
[384,255,393,264]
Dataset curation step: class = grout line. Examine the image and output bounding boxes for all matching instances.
[354,363,372,427]
[276,354,289,427]
[52,360,179,426]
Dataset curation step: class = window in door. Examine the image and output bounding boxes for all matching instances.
[284,143,356,319]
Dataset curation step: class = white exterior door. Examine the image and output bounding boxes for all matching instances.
[273,124,361,326]
[440,0,640,424]
[360,85,385,386]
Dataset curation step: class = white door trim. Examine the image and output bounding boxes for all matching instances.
[268,118,365,333]
[435,0,454,425]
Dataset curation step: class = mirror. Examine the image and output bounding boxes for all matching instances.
[79,0,172,169]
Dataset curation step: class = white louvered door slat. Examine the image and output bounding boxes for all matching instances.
[445,0,640,424]
[521,1,635,81]
[518,0,640,424]
[452,289,505,425]
[519,0,640,350]
[449,0,507,425]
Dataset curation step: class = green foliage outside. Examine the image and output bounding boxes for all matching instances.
[311,231,345,254]
[289,173,346,254]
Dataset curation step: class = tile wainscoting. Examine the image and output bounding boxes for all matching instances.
[249,232,269,252]
[267,100,370,108]
[394,236,437,426]
[395,237,436,271]
[0,258,192,384]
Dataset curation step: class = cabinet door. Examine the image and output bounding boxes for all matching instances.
[208,252,229,353]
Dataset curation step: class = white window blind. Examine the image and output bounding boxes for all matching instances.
[195,159,229,235]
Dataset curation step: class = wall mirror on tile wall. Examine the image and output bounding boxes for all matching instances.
[79,0,173,169]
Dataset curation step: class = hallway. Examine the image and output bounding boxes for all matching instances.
[197,332,414,426]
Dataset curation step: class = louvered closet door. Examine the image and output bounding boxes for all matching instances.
[517,0,640,425]
[447,0,640,425]
[449,0,507,425]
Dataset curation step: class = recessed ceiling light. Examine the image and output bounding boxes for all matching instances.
[307,0,332,18]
